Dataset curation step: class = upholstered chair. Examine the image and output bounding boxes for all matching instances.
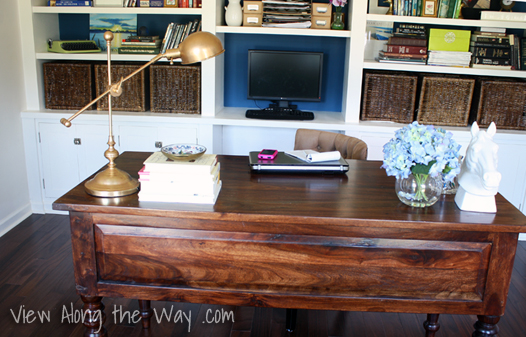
[294,128,368,160]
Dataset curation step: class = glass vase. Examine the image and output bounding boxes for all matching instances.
[441,175,459,195]
[395,173,442,207]
[331,11,345,30]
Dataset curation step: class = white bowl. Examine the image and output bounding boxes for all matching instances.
[161,144,207,161]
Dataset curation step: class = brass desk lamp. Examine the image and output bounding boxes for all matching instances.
[60,31,224,197]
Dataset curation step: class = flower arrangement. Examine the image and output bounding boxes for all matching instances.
[330,0,347,12]
[382,122,461,182]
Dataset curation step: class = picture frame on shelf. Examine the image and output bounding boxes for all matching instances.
[423,0,438,17]
[369,0,390,14]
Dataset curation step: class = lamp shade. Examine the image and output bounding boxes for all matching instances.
[178,31,225,64]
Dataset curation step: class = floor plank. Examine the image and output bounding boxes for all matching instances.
[1,214,526,337]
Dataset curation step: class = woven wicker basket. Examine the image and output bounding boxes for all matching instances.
[95,63,148,112]
[416,76,475,127]
[361,72,418,123]
[473,79,526,130]
[150,64,201,114]
[43,62,94,110]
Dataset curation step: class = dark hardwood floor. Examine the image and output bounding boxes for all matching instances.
[1,214,525,337]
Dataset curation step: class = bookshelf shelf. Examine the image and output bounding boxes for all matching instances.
[366,14,526,29]
[215,26,351,38]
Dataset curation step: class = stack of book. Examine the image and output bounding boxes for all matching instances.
[377,24,427,64]
[118,35,161,54]
[470,28,519,70]
[427,50,472,67]
[160,19,201,54]
[138,152,222,204]
[261,0,312,29]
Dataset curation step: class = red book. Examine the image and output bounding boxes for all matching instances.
[388,36,427,47]
[182,0,188,7]
[384,45,427,55]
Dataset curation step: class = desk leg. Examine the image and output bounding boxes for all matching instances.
[138,300,153,329]
[473,315,499,337]
[285,309,297,333]
[423,314,440,337]
[81,295,107,337]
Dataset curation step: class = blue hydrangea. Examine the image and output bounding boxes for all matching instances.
[381,122,461,181]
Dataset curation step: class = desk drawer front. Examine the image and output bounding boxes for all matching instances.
[95,225,491,301]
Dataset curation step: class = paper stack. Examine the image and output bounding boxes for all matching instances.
[138,152,221,204]
[284,150,342,162]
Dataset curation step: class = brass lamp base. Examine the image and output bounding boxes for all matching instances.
[85,166,140,197]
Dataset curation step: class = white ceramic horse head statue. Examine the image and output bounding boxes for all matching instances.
[454,122,501,213]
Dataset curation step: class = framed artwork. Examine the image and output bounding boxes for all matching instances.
[422,0,438,17]
[369,0,390,14]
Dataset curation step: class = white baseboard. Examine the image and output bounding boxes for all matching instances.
[0,203,33,238]
[519,233,526,241]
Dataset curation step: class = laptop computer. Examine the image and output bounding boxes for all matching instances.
[249,151,349,173]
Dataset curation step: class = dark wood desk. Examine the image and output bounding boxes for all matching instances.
[53,152,526,337]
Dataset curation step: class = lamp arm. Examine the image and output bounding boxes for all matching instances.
[60,49,181,128]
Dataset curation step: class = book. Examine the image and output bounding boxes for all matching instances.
[126,35,160,41]
[480,11,526,22]
[121,40,161,46]
[470,46,511,59]
[138,181,222,204]
[521,38,526,70]
[472,57,511,66]
[388,36,427,47]
[471,35,510,45]
[118,47,161,54]
[143,152,218,174]
[379,51,428,59]
[471,63,512,70]
[49,0,92,5]
[384,45,427,54]
[138,162,220,183]
[377,56,427,64]
[150,0,164,6]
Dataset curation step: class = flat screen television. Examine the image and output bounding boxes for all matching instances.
[247,50,323,109]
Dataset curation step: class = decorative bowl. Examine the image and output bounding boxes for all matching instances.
[161,144,207,161]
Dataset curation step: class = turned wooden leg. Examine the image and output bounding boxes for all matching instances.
[473,315,500,337]
[423,314,440,337]
[138,300,153,329]
[80,296,107,337]
[286,308,297,333]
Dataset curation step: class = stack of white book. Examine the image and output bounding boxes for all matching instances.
[138,152,221,204]
[427,51,472,67]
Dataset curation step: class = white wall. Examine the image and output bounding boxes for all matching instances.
[0,1,32,236]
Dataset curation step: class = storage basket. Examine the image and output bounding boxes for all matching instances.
[150,64,201,114]
[43,62,94,110]
[416,76,475,127]
[473,79,526,130]
[361,71,418,123]
[95,63,148,112]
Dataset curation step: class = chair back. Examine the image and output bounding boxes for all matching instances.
[294,129,368,160]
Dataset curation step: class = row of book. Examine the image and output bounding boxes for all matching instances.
[390,0,462,18]
[470,28,523,70]
[138,152,222,204]
[160,19,202,54]
[261,0,312,29]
